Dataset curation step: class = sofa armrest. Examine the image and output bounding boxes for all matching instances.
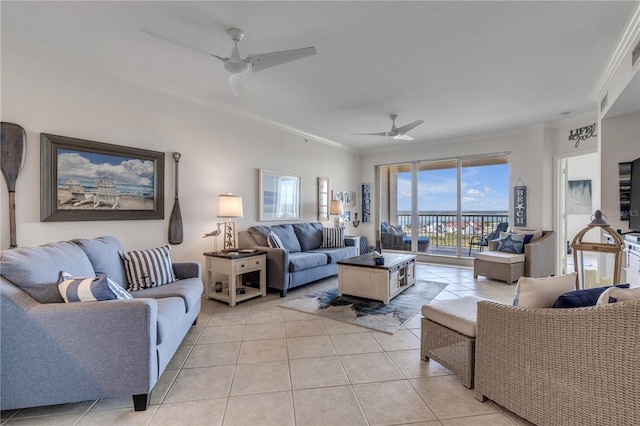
[173,262,201,279]
[260,247,289,292]
[475,300,640,425]
[1,278,158,409]
[524,231,555,277]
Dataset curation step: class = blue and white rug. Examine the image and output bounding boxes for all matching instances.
[281,280,448,334]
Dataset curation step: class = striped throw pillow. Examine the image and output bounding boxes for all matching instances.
[321,227,345,248]
[119,245,176,291]
[58,271,133,303]
[267,231,284,249]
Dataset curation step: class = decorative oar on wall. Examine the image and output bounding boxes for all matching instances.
[168,152,183,245]
[0,123,26,249]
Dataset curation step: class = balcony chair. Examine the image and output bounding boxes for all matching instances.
[468,222,509,256]
[380,221,430,252]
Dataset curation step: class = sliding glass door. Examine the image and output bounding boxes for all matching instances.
[378,154,509,257]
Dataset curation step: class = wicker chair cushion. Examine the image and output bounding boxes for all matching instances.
[421,295,486,337]
[474,251,525,264]
[513,272,576,308]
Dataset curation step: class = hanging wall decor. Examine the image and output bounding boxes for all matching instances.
[568,123,597,148]
[619,162,632,221]
[361,183,372,223]
[514,180,527,227]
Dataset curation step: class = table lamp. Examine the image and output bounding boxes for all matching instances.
[218,193,243,250]
[330,199,344,228]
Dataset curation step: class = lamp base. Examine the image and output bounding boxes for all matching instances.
[334,216,345,228]
[223,221,236,250]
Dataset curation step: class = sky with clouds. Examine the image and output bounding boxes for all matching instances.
[397,164,509,212]
[57,149,154,187]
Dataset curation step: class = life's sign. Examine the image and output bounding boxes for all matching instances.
[514,186,527,227]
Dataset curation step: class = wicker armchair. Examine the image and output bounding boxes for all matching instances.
[475,300,640,426]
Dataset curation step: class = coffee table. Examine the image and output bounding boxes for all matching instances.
[337,252,416,304]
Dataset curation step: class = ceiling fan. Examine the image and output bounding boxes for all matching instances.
[144,27,317,96]
[354,115,424,141]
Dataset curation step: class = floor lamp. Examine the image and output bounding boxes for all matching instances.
[218,194,243,250]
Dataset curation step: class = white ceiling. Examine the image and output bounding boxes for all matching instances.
[1,1,637,151]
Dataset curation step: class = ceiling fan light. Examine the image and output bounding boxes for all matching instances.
[224,59,249,75]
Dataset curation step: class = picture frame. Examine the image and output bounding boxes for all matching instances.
[259,169,300,221]
[41,133,165,222]
[333,190,356,207]
[318,177,329,221]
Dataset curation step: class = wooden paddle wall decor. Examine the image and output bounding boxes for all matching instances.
[1,123,27,248]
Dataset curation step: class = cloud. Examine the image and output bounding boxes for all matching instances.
[58,153,153,186]
[467,188,484,197]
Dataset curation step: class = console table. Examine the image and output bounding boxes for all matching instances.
[204,251,266,306]
[337,252,416,304]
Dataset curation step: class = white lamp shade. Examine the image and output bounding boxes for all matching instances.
[218,194,243,218]
[329,199,344,215]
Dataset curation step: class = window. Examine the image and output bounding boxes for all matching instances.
[378,154,509,257]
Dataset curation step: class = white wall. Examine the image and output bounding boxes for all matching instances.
[0,43,361,261]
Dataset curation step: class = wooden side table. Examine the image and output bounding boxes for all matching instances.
[204,251,267,306]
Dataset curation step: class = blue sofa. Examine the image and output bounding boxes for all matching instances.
[238,222,358,296]
[380,221,430,252]
[0,236,202,411]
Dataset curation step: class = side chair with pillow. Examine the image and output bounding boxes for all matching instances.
[468,222,508,256]
[474,273,640,426]
[474,229,556,283]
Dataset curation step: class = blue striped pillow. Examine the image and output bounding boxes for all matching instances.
[267,231,284,249]
[321,227,345,248]
[58,271,133,302]
[119,245,176,291]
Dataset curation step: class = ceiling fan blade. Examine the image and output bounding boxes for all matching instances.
[248,47,317,72]
[229,74,244,97]
[352,132,388,137]
[394,134,414,141]
[142,29,227,62]
[396,120,424,135]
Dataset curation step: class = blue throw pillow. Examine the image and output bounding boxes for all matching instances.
[520,234,534,253]
[552,284,630,308]
[497,233,525,253]
[58,271,133,303]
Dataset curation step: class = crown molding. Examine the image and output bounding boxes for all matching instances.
[591,3,640,101]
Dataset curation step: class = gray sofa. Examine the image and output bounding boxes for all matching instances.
[0,236,202,412]
[238,222,358,296]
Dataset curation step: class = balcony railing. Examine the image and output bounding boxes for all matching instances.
[394,212,509,256]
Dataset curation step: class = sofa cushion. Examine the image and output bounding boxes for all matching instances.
[247,225,272,247]
[0,241,96,303]
[58,272,132,302]
[155,296,185,345]
[293,222,323,251]
[288,252,328,272]
[130,277,203,313]
[474,251,525,264]
[272,224,301,253]
[72,236,128,289]
[513,272,576,308]
[512,228,543,242]
[312,246,357,263]
[119,246,177,291]
[552,284,630,308]
[321,227,345,248]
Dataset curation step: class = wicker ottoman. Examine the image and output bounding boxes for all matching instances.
[473,251,525,283]
[421,296,485,389]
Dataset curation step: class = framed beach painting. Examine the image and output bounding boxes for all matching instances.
[41,133,165,221]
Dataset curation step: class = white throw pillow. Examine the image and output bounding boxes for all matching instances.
[267,231,284,249]
[513,272,577,308]
[596,286,640,305]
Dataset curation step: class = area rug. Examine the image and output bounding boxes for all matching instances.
[281,280,448,334]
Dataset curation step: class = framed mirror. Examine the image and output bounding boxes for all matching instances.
[259,169,301,221]
[318,177,329,221]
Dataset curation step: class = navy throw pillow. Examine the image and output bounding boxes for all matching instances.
[552,284,630,308]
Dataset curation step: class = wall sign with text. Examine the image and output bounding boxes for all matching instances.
[514,186,527,227]
[568,123,597,148]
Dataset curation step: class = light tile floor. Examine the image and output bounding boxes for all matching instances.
[1,264,535,426]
